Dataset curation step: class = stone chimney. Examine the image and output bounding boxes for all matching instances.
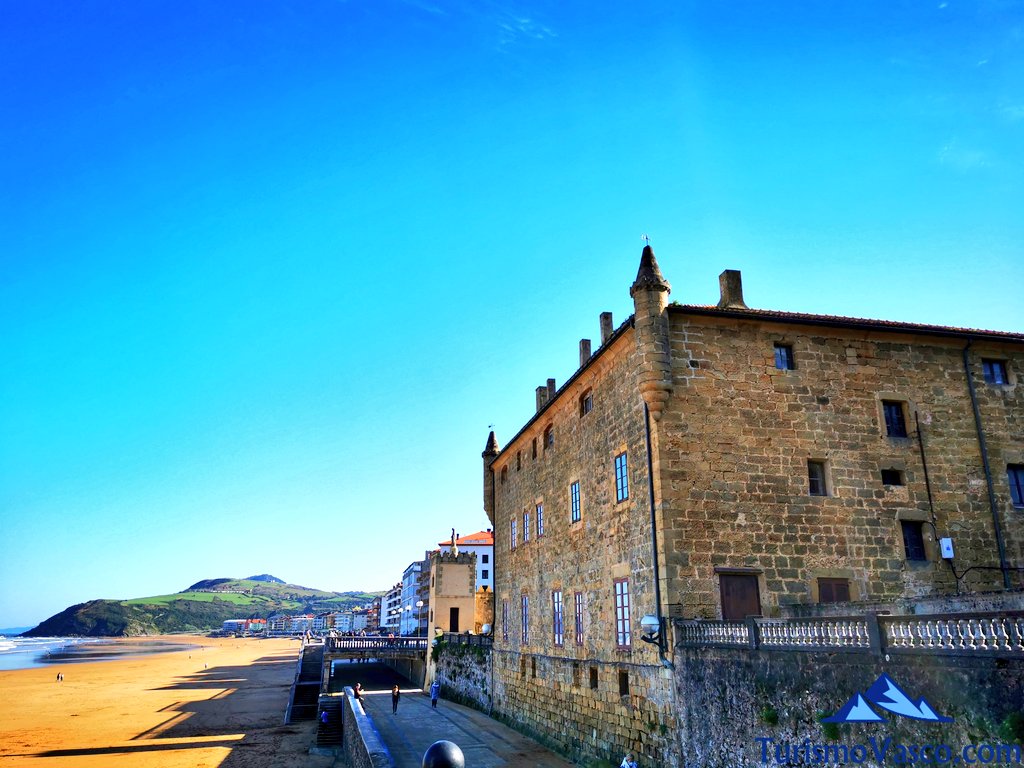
[600,312,614,344]
[547,378,556,400]
[536,385,549,411]
[717,270,748,309]
[579,339,591,367]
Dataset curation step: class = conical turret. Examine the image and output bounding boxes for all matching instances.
[482,430,499,524]
[630,245,673,420]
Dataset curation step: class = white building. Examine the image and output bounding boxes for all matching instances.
[438,528,494,592]
[382,583,402,632]
[400,556,429,636]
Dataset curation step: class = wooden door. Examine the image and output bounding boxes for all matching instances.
[719,574,761,621]
[449,607,460,633]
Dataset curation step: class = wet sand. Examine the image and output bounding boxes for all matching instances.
[0,636,335,768]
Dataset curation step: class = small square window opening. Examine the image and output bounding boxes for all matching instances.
[774,344,795,370]
[881,468,904,486]
[983,360,1008,385]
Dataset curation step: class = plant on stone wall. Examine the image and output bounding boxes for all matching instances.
[998,712,1024,744]
[759,706,779,726]
[431,639,446,663]
[817,712,840,741]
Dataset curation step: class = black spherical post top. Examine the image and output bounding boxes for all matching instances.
[422,739,466,768]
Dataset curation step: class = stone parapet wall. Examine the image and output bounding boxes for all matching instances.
[781,587,1024,618]
[432,640,491,712]
[340,686,394,768]
[673,643,1024,768]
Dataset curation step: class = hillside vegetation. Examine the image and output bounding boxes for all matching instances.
[25,576,383,638]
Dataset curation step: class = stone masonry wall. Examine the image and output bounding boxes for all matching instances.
[432,641,491,713]
[673,641,1024,768]
[489,325,678,766]
[657,312,1024,620]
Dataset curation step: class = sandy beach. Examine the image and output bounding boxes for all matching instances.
[0,636,335,768]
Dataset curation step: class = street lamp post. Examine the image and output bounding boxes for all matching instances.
[416,600,425,637]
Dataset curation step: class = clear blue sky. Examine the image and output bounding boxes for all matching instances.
[2,1,1022,628]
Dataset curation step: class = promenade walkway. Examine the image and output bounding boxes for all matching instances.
[360,686,574,768]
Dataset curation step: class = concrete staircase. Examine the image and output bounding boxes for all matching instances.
[315,695,344,749]
[287,642,324,722]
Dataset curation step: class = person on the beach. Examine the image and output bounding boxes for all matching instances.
[391,684,400,713]
[429,679,440,708]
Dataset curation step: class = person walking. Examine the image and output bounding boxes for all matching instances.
[391,684,400,714]
[429,679,440,709]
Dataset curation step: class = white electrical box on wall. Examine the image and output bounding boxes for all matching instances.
[940,538,955,559]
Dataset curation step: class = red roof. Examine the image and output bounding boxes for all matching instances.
[438,530,494,547]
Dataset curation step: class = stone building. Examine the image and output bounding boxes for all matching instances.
[427,550,478,634]
[481,245,1024,765]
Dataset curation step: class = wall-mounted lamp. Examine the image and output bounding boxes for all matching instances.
[639,614,662,648]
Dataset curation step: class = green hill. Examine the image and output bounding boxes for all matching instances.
[24,577,383,637]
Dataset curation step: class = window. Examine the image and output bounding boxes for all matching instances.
[552,591,564,646]
[570,481,581,523]
[1009,465,1024,507]
[536,503,544,536]
[614,578,631,647]
[807,460,828,496]
[881,468,904,486]
[618,670,630,696]
[614,452,629,502]
[818,578,851,603]
[774,343,795,370]
[983,359,1008,385]
[532,438,537,459]
[883,400,908,438]
[901,520,927,561]
[531,657,537,678]
[500,466,507,485]
[589,666,598,690]
[482,569,489,580]
[510,519,517,550]
[523,510,530,542]
[521,595,529,643]
[482,554,489,564]
[574,592,584,645]
[502,600,508,642]
[544,425,554,450]
[516,451,521,471]
[580,390,593,416]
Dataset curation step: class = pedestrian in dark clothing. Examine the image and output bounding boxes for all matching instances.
[429,680,440,708]
[391,684,400,713]
[354,683,364,704]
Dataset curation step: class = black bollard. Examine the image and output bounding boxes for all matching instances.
[422,739,465,768]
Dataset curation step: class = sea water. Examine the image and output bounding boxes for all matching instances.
[0,635,98,671]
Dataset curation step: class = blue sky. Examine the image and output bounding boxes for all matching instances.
[2,1,1022,628]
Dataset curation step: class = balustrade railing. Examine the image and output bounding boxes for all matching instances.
[677,611,1024,657]
[325,636,428,654]
[442,632,493,648]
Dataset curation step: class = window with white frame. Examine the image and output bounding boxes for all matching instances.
[510,518,517,550]
[614,452,629,502]
[521,594,529,644]
[523,510,530,542]
[570,481,581,523]
[574,591,584,645]
[536,503,544,537]
[552,590,564,646]
[614,578,631,648]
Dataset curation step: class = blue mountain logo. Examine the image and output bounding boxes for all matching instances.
[823,673,953,723]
